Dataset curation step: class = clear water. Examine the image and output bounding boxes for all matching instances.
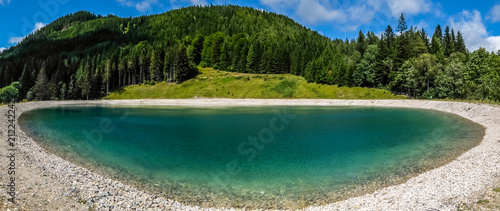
[19,105,484,209]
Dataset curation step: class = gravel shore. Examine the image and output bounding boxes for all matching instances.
[1,99,499,210]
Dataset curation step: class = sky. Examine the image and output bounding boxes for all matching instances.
[1,0,500,53]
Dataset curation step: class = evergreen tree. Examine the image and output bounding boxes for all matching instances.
[356,30,366,55]
[419,28,430,52]
[246,44,257,73]
[191,34,205,65]
[149,48,163,81]
[218,40,230,71]
[431,25,443,54]
[18,62,34,99]
[397,13,408,35]
[443,26,455,57]
[33,62,51,100]
[80,61,92,100]
[174,44,198,83]
[455,31,467,54]
[354,45,379,87]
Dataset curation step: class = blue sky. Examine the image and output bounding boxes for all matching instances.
[1,0,500,53]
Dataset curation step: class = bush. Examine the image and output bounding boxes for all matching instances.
[0,82,20,103]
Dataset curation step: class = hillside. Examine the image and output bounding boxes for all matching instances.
[104,67,405,99]
[0,5,333,102]
[0,5,499,103]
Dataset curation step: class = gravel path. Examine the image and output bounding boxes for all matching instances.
[0,99,499,211]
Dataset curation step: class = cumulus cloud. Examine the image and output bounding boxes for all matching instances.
[34,22,45,31]
[449,10,500,52]
[296,0,345,23]
[486,4,500,23]
[8,37,24,44]
[8,22,45,44]
[0,0,11,6]
[117,0,134,7]
[116,0,160,12]
[0,47,6,53]
[189,0,208,6]
[136,0,158,12]
[258,0,437,32]
[259,0,297,12]
[385,0,431,17]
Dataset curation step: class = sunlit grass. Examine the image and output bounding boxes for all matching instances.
[104,67,407,100]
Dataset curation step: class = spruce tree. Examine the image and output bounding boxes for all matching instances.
[455,31,467,54]
[191,34,205,65]
[431,25,443,54]
[443,26,455,57]
[356,30,366,56]
[397,13,408,35]
[33,62,51,100]
[174,44,198,83]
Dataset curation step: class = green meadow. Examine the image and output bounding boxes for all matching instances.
[104,67,406,100]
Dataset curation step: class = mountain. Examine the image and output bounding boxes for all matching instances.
[0,5,334,101]
[0,5,499,103]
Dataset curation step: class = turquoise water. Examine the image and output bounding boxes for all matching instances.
[19,105,484,209]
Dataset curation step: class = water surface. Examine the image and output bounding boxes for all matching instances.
[19,105,484,209]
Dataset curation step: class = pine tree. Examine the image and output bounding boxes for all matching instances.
[18,62,34,99]
[397,13,408,35]
[191,34,205,65]
[356,30,366,55]
[102,59,111,94]
[455,31,467,54]
[218,41,230,71]
[80,61,92,100]
[431,25,443,54]
[443,26,455,57]
[420,28,430,52]
[431,25,443,55]
[174,44,198,83]
[246,44,257,73]
[33,62,51,100]
[382,25,395,57]
[149,49,163,82]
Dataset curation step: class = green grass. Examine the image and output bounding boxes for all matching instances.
[476,200,490,205]
[493,188,500,193]
[104,67,407,100]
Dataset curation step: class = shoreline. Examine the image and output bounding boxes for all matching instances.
[1,99,500,210]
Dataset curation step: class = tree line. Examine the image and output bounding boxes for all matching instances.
[0,6,499,103]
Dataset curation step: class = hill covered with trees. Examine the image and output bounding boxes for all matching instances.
[0,5,499,102]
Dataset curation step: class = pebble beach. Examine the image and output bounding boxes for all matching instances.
[1,99,499,210]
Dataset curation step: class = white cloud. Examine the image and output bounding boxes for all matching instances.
[189,0,208,6]
[116,0,160,12]
[34,22,45,31]
[385,0,431,17]
[366,0,383,11]
[8,36,24,44]
[0,47,6,53]
[0,0,11,6]
[449,10,500,52]
[117,0,134,7]
[259,0,297,12]
[135,0,158,12]
[259,0,437,32]
[416,20,428,29]
[296,0,345,23]
[8,22,45,44]
[487,4,500,23]
[347,5,376,25]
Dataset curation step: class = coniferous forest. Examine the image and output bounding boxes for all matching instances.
[0,5,499,103]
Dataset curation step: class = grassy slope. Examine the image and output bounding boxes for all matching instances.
[104,67,406,100]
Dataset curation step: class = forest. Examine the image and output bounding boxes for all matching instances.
[0,5,499,103]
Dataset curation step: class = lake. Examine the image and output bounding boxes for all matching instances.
[19,105,484,209]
